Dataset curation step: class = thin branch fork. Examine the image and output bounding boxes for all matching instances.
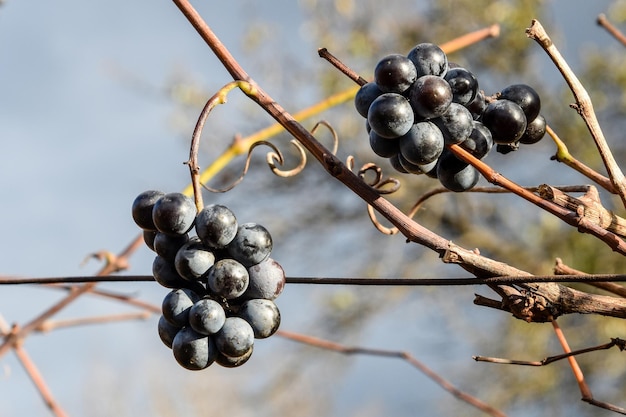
[526,19,626,209]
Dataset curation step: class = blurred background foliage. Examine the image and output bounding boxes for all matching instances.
[99,1,626,416]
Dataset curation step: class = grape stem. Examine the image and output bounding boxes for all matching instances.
[526,19,626,210]
[597,13,626,48]
[186,80,258,212]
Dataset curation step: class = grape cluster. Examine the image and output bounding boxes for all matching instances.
[355,43,546,192]
[132,191,285,370]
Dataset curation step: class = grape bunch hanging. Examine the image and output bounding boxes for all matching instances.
[355,43,547,191]
[132,191,285,370]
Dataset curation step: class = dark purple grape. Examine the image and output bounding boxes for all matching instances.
[215,346,253,368]
[175,238,215,281]
[214,317,255,357]
[244,258,286,300]
[369,130,400,158]
[355,82,383,118]
[158,315,181,349]
[152,255,189,289]
[481,99,527,144]
[143,230,157,251]
[237,299,281,339]
[421,159,439,178]
[207,258,249,299]
[162,288,200,327]
[407,43,448,77]
[172,326,217,370]
[444,67,478,105]
[154,232,190,262]
[466,90,487,119]
[499,84,541,121]
[397,152,426,174]
[152,193,196,236]
[398,121,444,165]
[433,103,473,145]
[408,75,453,120]
[389,154,409,174]
[367,93,414,139]
[195,204,238,249]
[519,114,546,145]
[461,121,493,159]
[188,298,226,335]
[227,223,273,267]
[437,151,480,192]
[132,190,165,230]
[374,54,417,94]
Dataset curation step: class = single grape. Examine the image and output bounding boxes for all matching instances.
[175,238,215,281]
[437,151,480,192]
[195,204,238,249]
[152,255,189,289]
[466,90,487,119]
[237,299,281,339]
[389,154,409,174]
[407,43,448,77]
[444,67,478,105]
[162,287,200,327]
[132,190,165,230]
[499,84,541,121]
[207,258,249,299]
[227,223,273,267]
[143,230,157,251]
[188,298,226,335]
[398,121,444,165]
[408,75,453,120]
[214,316,255,357]
[154,232,190,262]
[355,82,383,118]
[481,99,527,144]
[243,258,286,300]
[433,103,473,145]
[420,159,439,178]
[152,193,196,236]
[396,152,424,174]
[215,346,253,368]
[172,326,217,371]
[367,93,414,139]
[374,54,417,94]
[158,315,181,349]
[461,121,493,159]
[519,114,546,145]
[369,130,400,158]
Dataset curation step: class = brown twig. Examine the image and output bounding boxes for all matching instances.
[449,143,626,256]
[554,258,626,298]
[473,338,625,366]
[597,13,626,47]
[0,234,144,359]
[0,318,69,417]
[526,19,626,209]
[277,329,508,417]
[35,312,152,333]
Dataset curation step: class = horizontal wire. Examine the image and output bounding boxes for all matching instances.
[0,274,625,286]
